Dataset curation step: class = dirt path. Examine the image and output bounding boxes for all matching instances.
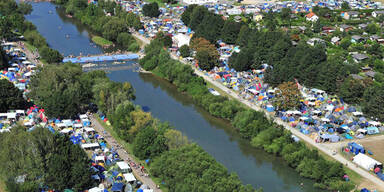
[90,115,161,192]
[16,41,43,67]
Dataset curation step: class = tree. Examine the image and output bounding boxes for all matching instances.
[0,49,9,69]
[117,32,139,51]
[142,2,160,18]
[179,44,190,57]
[341,2,350,10]
[338,76,372,104]
[191,37,219,70]
[164,129,189,150]
[0,17,13,40]
[39,46,63,63]
[126,12,142,30]
[196,50,214,71]
[272,81,302,111]
[188,5,208,30]
[18,2,33,15]
[110,101,136,141]
[181,4,197,26]
[102,17,127,41]
[0,127,94,191]
[155,32,173,48]
[0,79,28,112]
[29,63,92,118]
[339,38,351,50]
[236,25,251,47]
[362,83,384,121]
[133,126,167,159]
[366,23,378,34]
[221,20,242,44]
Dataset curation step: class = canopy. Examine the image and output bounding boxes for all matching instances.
[117,161,130,171]
[123,173,136,182]
[353,153,382,170]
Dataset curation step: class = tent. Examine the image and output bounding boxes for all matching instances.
[348,142,365,154]
[123,173,136,182]
[117,161,131,173]
[366,127,379,135]
[111,183,124,192]
[353,153,382,170]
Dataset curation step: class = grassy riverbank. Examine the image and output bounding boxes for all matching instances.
[91,36,113,47]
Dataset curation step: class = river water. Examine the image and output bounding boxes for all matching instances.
[25,2,322,191]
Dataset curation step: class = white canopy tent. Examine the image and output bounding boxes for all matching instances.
[123,173,136,182]
[116,161,131,173]
[353,153,382,170]
[81,143,100,149]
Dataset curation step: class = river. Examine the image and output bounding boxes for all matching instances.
[25,2,322,191]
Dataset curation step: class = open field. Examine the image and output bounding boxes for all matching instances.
[359,139,384,163]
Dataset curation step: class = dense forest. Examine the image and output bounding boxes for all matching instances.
[55,0,141,51]
[139,35,355,191]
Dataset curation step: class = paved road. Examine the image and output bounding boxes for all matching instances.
[90,115,161,192]
[133,33,384,189]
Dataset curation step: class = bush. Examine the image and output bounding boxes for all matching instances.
[39,46,63,63]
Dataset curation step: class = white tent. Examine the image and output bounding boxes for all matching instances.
[368,121,381,127]
[95,156,105,163]
[352,112,363,116]
[123,173,136,182]
[81,143,100,149]
[173,33,190,47]
[353,153,382,170]
[80,114,88,119]
[88,187,103,192]
[116,161,131,173]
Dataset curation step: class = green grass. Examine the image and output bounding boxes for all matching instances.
[24,41,37,53]
[91,36,113,47]
[95,117,169,192]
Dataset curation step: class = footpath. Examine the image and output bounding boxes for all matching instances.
[90,115,162,192]
[133,33,384,190]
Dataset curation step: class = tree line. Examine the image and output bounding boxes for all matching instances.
[139,36,355,191]
[56,0,141,52]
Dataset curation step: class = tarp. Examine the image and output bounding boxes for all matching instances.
[111,183,124,192]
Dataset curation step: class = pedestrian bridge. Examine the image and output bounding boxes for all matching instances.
[63,54,139,63]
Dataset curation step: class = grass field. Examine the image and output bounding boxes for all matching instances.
[359,139,384,163]
[91,36,113,47]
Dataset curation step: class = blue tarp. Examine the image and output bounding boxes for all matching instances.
[111,183,124,192]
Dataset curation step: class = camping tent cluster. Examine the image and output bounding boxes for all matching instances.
[0,42,37,132]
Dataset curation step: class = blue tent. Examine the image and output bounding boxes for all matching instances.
[366,127,379,135]
[111,183,124,192]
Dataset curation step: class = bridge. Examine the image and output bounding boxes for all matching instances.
[63,53,139,63]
